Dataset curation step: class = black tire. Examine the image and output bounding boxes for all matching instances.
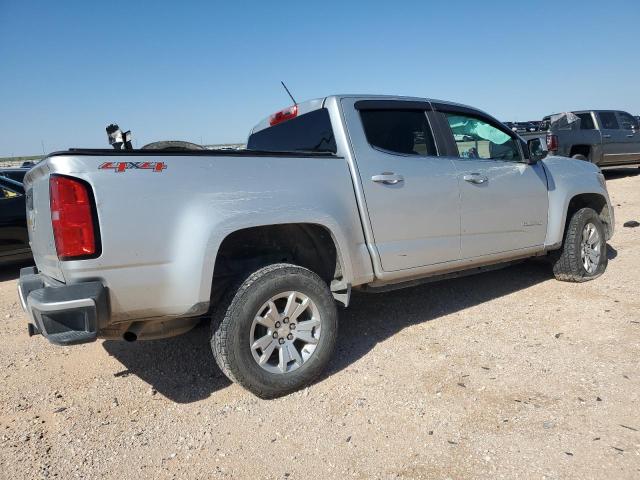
[211,263,338,398]
[551,207,608,282]
[572,154,588,161]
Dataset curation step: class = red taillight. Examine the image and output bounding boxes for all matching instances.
[49,175,97,260]
[546,133,558,153]
[269,105,298,126]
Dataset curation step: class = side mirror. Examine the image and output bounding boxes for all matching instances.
[527,138,547,164]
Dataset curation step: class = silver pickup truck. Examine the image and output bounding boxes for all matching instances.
[19,95,615,397]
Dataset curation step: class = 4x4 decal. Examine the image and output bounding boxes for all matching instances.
[99,161,167,173]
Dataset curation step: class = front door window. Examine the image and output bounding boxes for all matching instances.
[445,114,522,161]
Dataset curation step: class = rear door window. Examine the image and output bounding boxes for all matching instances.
[575,113,595,130]
[598,112,620,130]
[247,108,337,153]
[359,110,437,156]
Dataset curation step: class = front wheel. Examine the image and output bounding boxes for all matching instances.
[551,207,608,282]
[211,263,338,398]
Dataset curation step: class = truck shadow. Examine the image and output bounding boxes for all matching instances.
[103,323,231,403]
[324,261,554,379]
[103,261,557,403]
[602,167,640,180]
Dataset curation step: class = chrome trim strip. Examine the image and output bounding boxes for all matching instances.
[27,296,95,313]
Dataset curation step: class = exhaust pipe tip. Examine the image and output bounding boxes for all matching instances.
[123,331,138,342]
[27,323,41,337]
[123,321,145,342]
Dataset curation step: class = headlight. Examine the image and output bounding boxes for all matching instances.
[597,173,607,189]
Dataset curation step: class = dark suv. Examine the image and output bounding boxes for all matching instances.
[0,169,31,265]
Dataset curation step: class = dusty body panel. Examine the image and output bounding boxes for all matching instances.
[540,156,614,248]
[25,152,372,324]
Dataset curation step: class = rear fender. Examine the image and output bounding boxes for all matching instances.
[198,214,359,302]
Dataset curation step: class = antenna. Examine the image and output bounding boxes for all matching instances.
[281,81,297,106]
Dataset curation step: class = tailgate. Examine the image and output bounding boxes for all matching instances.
[23,161,64,281]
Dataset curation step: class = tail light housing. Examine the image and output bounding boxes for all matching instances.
[269,105,298,126]
[50,175,100,260]
[546,133,559,153]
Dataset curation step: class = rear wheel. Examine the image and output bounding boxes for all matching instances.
[211,263,338,398]
[551,208,607,282]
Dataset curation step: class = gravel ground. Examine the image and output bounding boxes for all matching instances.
[1,169,639,480]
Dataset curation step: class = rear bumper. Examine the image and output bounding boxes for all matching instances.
[18,266,108,345]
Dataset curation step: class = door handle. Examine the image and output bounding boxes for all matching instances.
[371,173,404,185]
[627,134,634,138]
[463,173,489,184]
[603,134,612,138]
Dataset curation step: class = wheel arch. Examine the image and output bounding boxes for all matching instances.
[569,144,592,160]
[549,192,613,250]
[203,220,354,308]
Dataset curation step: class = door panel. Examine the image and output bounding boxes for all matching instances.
[341,99,461,272]
[453,159,549,258]
[615,112,640,164]
[598,111,628,165]
[438,110,548,258]
[363,154,460,270]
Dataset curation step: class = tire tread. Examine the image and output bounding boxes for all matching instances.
[551,207,607,282]
[210,263,337,398]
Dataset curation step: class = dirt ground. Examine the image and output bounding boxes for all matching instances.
[1,169,639,480]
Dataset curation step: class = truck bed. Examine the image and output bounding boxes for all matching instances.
[23,148,372,324]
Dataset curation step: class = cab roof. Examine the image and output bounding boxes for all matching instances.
[249,94,483,135]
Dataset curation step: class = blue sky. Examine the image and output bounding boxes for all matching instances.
[1,0,638,156]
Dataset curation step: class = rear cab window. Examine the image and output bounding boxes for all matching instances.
[247,108,337,153]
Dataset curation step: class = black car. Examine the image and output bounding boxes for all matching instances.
[0,170,31,265]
